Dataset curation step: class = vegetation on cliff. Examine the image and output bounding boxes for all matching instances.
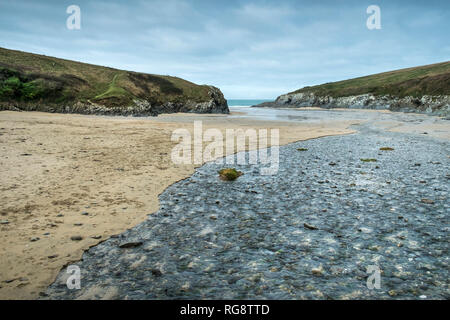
[0,47,228,114]
[290,61,450,98]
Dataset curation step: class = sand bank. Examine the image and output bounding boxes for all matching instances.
[0,110,360,299]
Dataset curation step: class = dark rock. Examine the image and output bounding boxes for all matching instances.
[304,223,318,230]
[151,269,163,277]
[119,241,143,249]
[421,198,434,204]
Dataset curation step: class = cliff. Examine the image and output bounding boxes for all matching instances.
[254,61,450,117]
[0,47,229,116]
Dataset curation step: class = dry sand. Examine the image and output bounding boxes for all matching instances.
[0,110,360,299]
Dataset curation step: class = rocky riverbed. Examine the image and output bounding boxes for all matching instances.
[44,121,449,300]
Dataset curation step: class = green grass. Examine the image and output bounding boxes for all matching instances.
[290,61,450,98]
[0,74,51,101]
[0,47,214,108]
[94,74,129,100]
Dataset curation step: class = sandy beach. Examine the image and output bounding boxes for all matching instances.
[0,110,360,299]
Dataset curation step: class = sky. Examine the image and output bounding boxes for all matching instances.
[0,0,449,99]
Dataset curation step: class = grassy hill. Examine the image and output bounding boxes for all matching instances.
[0,47,227,114]
[290,61,450,98]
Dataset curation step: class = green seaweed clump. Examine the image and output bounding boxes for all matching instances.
[360,158,377,162]
[218,168,243,181]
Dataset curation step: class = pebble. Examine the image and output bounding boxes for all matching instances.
[311,266,324,276]
[304,223,318,230]
[151,269,163,277]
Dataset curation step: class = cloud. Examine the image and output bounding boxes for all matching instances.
[236,3,295,21]
[0,0,448,99]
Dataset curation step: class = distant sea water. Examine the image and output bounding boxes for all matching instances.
[227,99,272,107]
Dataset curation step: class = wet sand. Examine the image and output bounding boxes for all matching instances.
[0,109,359,299]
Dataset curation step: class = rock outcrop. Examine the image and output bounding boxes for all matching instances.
[1,85,229,117]
[254,92,450,118]
[254,61,450,118]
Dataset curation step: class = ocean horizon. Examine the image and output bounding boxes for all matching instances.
[227,99,272,107]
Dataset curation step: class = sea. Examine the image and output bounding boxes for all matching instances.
[227,99,272,108]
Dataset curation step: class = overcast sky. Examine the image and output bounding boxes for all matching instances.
[0,0,448,99]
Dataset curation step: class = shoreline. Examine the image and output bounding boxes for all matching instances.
[0,110,359,299]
